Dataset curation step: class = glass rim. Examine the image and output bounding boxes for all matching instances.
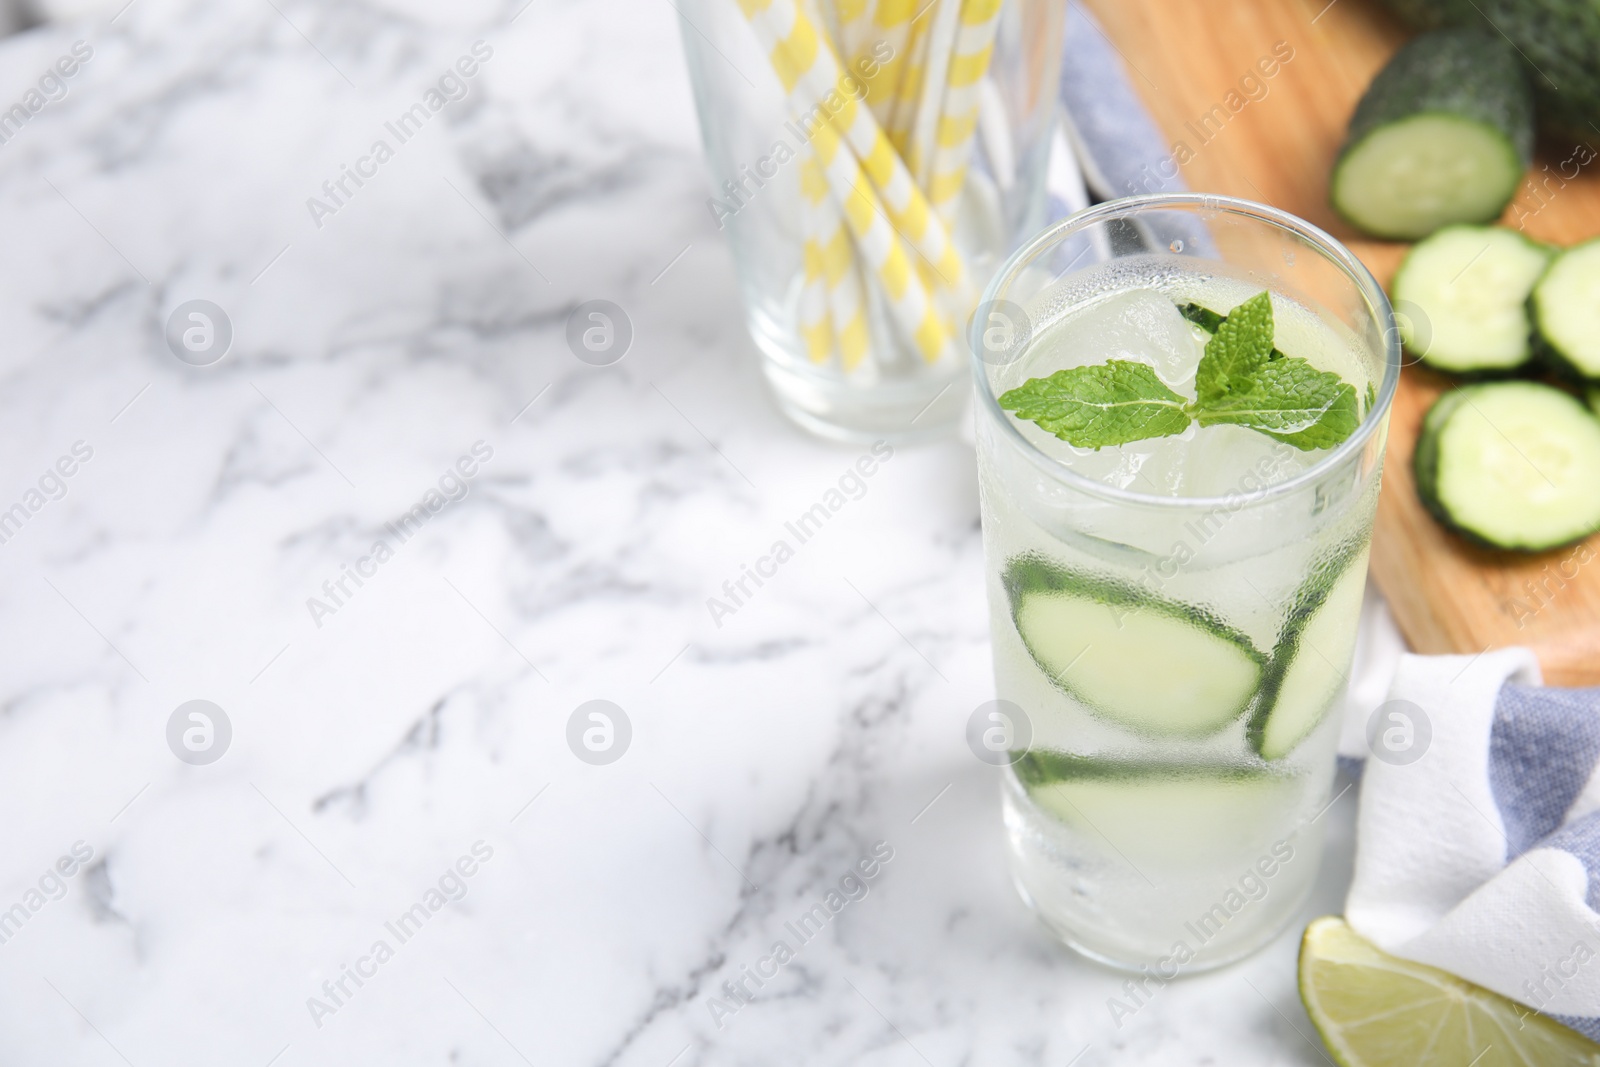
[970,192,1401,511]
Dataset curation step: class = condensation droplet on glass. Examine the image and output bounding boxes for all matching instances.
[1169,239,1184,253]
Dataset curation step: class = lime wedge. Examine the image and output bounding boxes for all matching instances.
[1299,917,1600,1066]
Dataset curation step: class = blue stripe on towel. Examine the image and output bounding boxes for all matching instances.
[1489,684,1600,861]
[1554,1013,1600,1043]
[1049,3,1215,259]
[1058,3,1183,200]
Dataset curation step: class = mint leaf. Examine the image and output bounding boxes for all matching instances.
[998,291,1363,456]
[1197,361,1360,450]
[998,360,1191,449]
[1181,300,1290,361]
[1194,291,1275,407]
[1187,291,1360,452]
[1265,382,1360,450]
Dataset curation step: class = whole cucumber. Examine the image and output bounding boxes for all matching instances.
[1380,0,1600,141]
[1331,29,1533,239]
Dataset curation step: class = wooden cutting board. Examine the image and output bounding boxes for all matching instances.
[1083,0,1600,684]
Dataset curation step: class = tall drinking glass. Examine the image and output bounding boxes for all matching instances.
[678,0,1066,443]
[972,195,1399,972]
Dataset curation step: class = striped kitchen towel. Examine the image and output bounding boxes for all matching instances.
[1346,648,1600,1040]
[1054,1,1184,206]
[1045,3,1210,257]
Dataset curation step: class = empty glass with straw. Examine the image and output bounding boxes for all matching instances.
[679,0,1067,442]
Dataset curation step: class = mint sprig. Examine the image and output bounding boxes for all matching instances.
[998,360,1190,449]
[1197,362,1360,449]
[1194,291,1276,405]
[999,291,1361,453]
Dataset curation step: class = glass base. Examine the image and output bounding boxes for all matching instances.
[762,363,967,445]
[1001,774,1326,975]
[736,240,977,445]
[1010,871,1314,976]
[757,339,969,445]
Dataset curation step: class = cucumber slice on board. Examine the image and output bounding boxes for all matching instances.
[1013,751,1302,865]
[1532,237,1600,382]
[1390,225,1553,373]
[1249,542,1371,760]
[1411,385,1474,507]
[1331,30,1533,240]
[1003,556,1265,738]
[1415,382,1600,551]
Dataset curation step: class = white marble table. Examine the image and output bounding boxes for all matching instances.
[0,1,1359,1062]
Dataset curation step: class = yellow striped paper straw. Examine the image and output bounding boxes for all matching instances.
[834,0,872,66]
[926,0,1002,222]
[825,244,871,372]
[738,0,964,362]
[795,0,843,366]
[848,0,916,125]
[785,21,949,366]
[800,147,870,371]
[811,0,899,372]
[806,154,870,371]
[907,0,963,185]
[886,9,930,155]
[812,118,951,363]
[798,212,837,366]
[739,0,969,294]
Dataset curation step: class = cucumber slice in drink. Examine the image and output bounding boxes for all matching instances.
[1531,237,1600,382]
[1249,543,1371,761]
[1330,30,1533,239]
[1415,382,1600,551]
[1177,302,1227,335]
[1391,225,1554,373]
[1003,556,1265,738]
[1013,751,1301,865]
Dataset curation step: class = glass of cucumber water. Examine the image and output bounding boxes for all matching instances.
[973,195,1399,972]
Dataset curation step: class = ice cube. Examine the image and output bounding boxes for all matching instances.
[995,286,1327,500]
[1012,418,1198,495]
[1176,424,1318,499]
[1015,288,1203,393]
